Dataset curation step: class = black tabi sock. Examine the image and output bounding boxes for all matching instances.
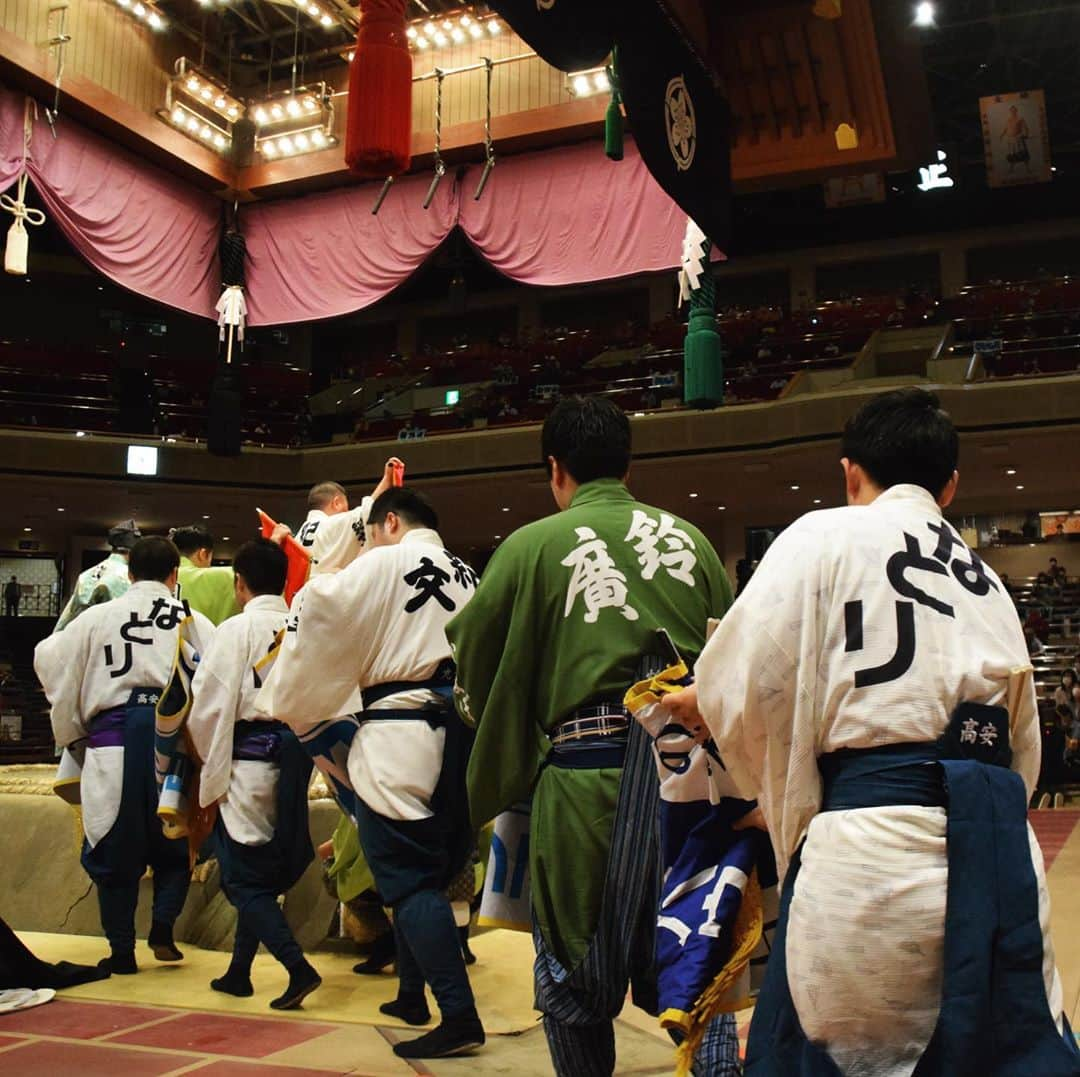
[211,968,255,997]
[379,993,431,1026]
[148,921,183,962]
[392,1012,485,1059]
[98,952,137,976]
[269,960,321,1010]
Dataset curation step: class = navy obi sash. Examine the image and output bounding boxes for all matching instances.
[361,659,456,727]
[745,703,1080,1076]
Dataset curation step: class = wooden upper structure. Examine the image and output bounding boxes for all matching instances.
[0,0,932,201]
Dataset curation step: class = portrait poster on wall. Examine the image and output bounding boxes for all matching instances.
[980,90,1052,188]
[824,173,886,208]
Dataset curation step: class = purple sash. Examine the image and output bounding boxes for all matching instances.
[233,722,282,763]
[87,709,126,749]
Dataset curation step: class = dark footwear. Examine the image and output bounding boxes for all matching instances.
[148,922,183,963]
[211,971,254,998]
[458,926,477,966]
[50,960,110,987]
[380,994,431,1026]
[393,1014,485,1059]
[352,932,396,975]
[270,961,321,1010]
[98,952,137,976]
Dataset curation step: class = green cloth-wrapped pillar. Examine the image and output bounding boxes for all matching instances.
[683,235,724,407]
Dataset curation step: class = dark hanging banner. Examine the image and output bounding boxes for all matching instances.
[615,1,731,250]
[490,0,731,250]
[488,0,612,72]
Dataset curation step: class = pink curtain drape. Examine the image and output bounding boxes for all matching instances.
[244,141,709,325]
[459,139,699,287]
[0,89,27,193]
[3,81,716,326]
[0,84,219,318]
[243,171,458,326]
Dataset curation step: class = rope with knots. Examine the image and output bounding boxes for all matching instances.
[474,56,496,201]
[2,99,46,276]
[422,68,446,210]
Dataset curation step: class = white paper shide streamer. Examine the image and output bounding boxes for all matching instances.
[216,284,247,344]
[677,216,707,306]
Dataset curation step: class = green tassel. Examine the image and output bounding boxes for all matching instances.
[683,237,723,407]
[605,46,623,161]
[605,97,624,160]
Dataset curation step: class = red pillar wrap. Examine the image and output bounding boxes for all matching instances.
[345,0,412,178]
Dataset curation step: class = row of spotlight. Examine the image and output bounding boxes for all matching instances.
[258,129,336,158]
[407,14,501,50]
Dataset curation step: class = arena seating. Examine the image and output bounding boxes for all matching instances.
[5,276,1080,447]
[0,621,56,765]
[1005,574,1080,703]
[942,275,1080,380]
[342,297,903,444]
[0,343,307,448]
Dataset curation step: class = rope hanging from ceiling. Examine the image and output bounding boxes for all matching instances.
[1,100,46,276]
[217,210,247,360]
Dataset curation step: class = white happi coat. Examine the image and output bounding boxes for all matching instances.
[256,528,477,822]
[696,484,1063,1077]
[187,594,289,846]
[296,496,373,576]
[34,581,215,847]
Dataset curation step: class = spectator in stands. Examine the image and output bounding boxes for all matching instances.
[538,356,561,384]
[1026,603,1051,636]
[1064,704,1080,774]
[1025,617,1047,656]
[735,558,755,597]
[1054,670,1079,720]
[1036,705,1072,808]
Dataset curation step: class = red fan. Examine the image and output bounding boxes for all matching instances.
[256,508,311,605]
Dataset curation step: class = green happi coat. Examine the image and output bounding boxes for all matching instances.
[446,479,732,971]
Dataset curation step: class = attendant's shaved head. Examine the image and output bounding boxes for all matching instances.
[308,481,348,512]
